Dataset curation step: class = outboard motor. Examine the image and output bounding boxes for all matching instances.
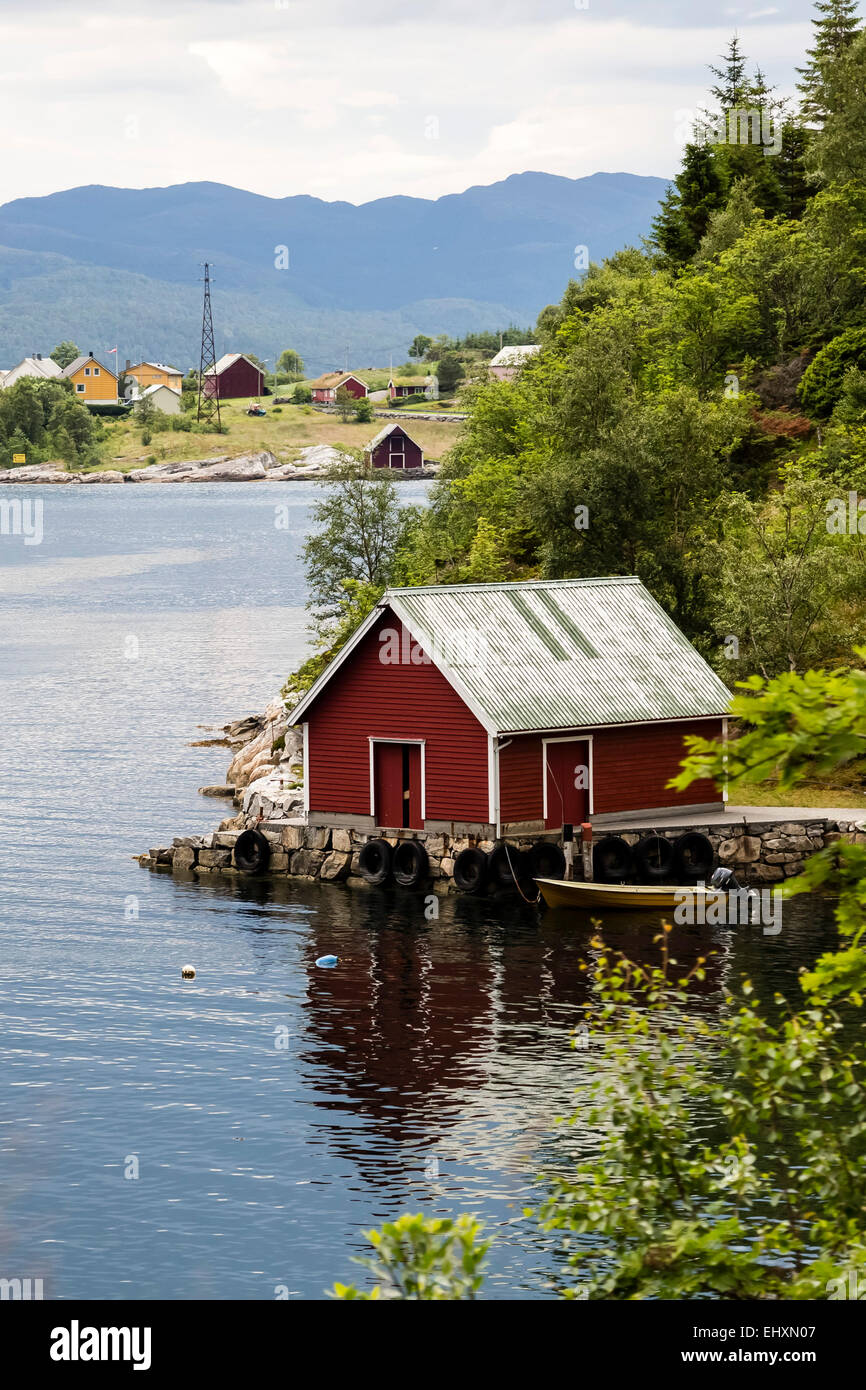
[710,865,740,891]
[709,864,761,924]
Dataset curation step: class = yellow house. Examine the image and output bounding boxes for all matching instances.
[62,352,118,401]
[126,361,183,393]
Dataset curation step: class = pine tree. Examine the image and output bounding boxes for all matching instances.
[708,34,751,109]
[796,0,862,125]
[649,143,726,265]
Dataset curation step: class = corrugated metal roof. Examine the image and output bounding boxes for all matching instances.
[384,577,730,734]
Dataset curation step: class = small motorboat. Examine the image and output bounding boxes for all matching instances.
[535,866,760,917]
[534,878,716,911]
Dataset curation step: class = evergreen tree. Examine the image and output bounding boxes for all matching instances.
[807,29,866,184]
[796,0,862,125]
[649,143,726,265]
[708,33,751,108]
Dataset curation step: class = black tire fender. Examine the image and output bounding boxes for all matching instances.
[358,837,392,886]
[453,847,488,894]
[392,839,429,888]
[672,831,715,884]
[488,841,527,890]
[592,835,634,884]
[233,828,271,874]
[634,834,674,883]
[529,840,567,880]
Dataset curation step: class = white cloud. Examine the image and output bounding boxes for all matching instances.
[0,1,813,205]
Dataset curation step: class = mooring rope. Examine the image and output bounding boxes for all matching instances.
[503,840,541,905]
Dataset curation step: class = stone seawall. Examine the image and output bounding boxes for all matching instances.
[138,814,866,891]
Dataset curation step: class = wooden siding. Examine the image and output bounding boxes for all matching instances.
[499,721,723,823]
[371,429,423,470]
[206,358,264,400]
[306,615,490,823]
[592,721,722,814]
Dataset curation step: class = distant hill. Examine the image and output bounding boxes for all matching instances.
[0,172,667,374]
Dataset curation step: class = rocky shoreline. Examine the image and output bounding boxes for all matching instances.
[0,447,439,485]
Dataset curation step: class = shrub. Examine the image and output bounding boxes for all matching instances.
[799,328,866,418]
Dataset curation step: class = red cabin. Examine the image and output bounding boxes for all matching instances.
[366,423,424,470]
[289,578,730,837]
[309,372,368,403]
[204,353,265,400]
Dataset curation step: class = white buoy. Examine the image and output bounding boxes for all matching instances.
[181,965,196,979]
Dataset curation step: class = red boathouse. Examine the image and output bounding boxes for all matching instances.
[289,578,731,838]
[365,423,424,470]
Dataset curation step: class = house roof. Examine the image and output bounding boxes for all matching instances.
[62,354,117,379]
[489,345,541,367]
[366,422,420,450]
[205,353,262,376]
[309,371,365,390]
[289,577,731,736]
[6,356,64,380]
[128,361,183,375]
[389,374,433,386]
[141,383,181,398]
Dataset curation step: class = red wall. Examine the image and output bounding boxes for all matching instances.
[306,615,490,823]
[208,358,265,399]
[371,432,424,469]
[499,721,724,822]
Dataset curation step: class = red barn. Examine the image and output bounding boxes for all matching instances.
[289,578,730,837]
[366,423,424,470]
[204,353,265,400]
[309,372,368,403]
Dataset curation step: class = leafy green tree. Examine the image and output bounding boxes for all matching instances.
[353,396,374,423]
[797,0,862,126]
[408,334,433,360]
[302,459,408,621]
[334,384,354,421]
[0,377,99,468]
[705,474,861,679]
[436,350,465,396]
[277,348,304,379]
[50,341,80,370]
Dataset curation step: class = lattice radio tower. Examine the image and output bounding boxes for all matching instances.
[197,262,221,427]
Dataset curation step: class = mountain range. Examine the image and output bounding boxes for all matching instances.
[0,171,668,375]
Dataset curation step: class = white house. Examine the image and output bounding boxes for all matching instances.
[0,354,64,389]
[132,383,183,415]
[488,345,541,381]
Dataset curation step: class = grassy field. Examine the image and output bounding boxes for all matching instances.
[729,779,866,810]
[94,400,462,471]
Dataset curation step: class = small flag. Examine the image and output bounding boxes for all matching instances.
[106,346,118,355]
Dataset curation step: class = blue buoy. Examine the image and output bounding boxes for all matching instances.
[316,954,339,968]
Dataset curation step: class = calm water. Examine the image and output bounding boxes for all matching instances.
[0,484,837,1300]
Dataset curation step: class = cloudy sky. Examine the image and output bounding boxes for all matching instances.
[0,0,822,206]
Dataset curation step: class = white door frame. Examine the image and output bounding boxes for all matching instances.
[368,737,427,822]
[542,734,594,821]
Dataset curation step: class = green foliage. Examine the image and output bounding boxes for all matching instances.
[0,377,101,468]
[800,327,866,417]
[353,396,374,422]
[276,347,304,378]
[408,334,433,360]
[332,1213,490,1300]
[49,340,79,370]
[436,350,465,395]
[334,385,354,421]
[797,0,862,126]
[291,384,312,404]
[301,459,410,622]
